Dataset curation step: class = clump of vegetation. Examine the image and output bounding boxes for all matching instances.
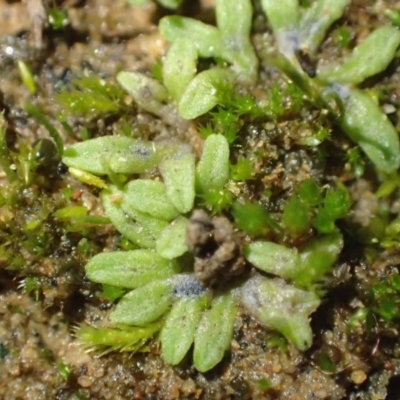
[289,180,351,235]
[262,0,400,173]
[59,0,400,374]
[369,272,400,323]
[118,0,258,120]
[63,132,343,371]
[0,109,106,306]
[55,75,126,120]
[2,0,400,393]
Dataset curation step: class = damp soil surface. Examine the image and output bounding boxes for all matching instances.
[1,0,400,399]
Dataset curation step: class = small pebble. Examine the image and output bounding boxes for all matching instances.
[382,104,396,114]
[315,390,328,398]
[265,122,275,130]
[272,363,282,373]
[78,375,94,388]
[351,369,367,385]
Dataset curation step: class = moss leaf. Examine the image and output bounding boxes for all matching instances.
[75,323,161,354]
[25,103,64,156]
[68,168,108,189]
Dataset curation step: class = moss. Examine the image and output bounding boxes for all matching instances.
[0,108,105,308]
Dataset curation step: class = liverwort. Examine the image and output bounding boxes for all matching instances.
[102,186,166,249]
[244,241,301,282]
[160,0,258,85]
[160,295,209,365]
[162,39,198,102]
[215,0,258,83]
[159,16,222,58]
[117,71,169,117]
[244,234,343,289]
[85,250,180,289]
[261,0,300,56]
[241,276,320,351]
[63,136,158,175]
[262,0,400,174]
[110,279,175,326]
[124,180,180,221]
[338,88,400,174]
[159,152,196,214]
[319,26,400,85]
[196,134,230,193]
[156,217,189,260]
[193,292,237,372]
[299,0,350,54]
[178,69,235,120]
